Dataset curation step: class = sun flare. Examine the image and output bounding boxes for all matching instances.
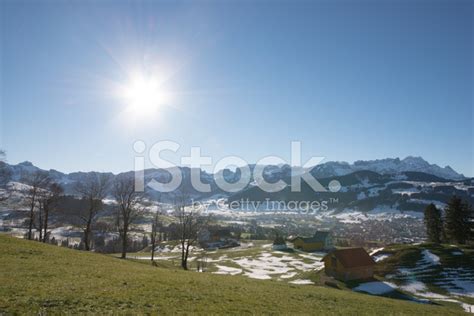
[122,74,168,115]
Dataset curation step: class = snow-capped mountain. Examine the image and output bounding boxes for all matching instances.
[2,156,467,202]
[352,156,464,180]
[3,158,472,215]
[229,169,474,214]
[310,156,465,180]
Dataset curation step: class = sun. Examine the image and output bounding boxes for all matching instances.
[122,74,168,115]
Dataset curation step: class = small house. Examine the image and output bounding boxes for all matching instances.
[198,228,240,250]
[290,231,332,252]
[272,235,288,250]
[321,248,375,281]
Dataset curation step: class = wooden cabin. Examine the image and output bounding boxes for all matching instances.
[290,231,332,252]
[321,248,375,281]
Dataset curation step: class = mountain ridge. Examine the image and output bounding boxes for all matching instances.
[6,156,466,181]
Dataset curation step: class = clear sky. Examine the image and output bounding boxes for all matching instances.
[1,0,473,176]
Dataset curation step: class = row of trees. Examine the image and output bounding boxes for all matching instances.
[0,150,209,269]
[20,172,145,259]
[22,171,63,241]
[1,151,64,243]
[424,196,473,244]
[173,193,210,270]
[74,174,109,251]
[1,149,211,269]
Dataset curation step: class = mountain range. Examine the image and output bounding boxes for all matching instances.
[308,156,464,180]
[3,157,472,213]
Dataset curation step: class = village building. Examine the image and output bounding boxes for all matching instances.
[290,231,333,252]
[272,234,288,250]
[198,228,240,250]
[321,248,375,281]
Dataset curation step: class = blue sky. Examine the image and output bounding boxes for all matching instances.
[1,0,472,175]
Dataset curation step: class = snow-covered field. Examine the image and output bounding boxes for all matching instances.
[210,249,324,283]
[145,241,325,285]
[312,207,423,224]
[393,249,474,298]
[360,247,474,314]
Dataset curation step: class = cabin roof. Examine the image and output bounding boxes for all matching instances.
[322,248,375,268]
[290,231,330,243]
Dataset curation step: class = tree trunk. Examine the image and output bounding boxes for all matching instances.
[43,204,49,243]
[38,204,43,242]
[184,243,191,270]
[121,224,128,259]
[151,243,155,262]
[84,219,92,251]
[83,204,97,251]
[181,259,187,270]
[181,239,187,269]
[27,196,36,240]
[151,233,156,263]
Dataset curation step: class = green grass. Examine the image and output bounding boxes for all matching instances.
[0,235,466,315]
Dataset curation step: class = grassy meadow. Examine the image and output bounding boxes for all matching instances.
[0,234,467,314]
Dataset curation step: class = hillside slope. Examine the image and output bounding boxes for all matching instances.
[373,243,474,312]
[0,235,466,314]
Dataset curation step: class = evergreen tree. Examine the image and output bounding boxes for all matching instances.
[468,203,474,243]
[424,203,442,243]
[444,196,471,244]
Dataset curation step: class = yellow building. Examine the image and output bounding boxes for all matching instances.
[290,231,332,252]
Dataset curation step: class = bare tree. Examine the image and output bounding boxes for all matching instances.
[37,199,44,242]
[150,212,162,265]
[174,192,210,270]
[22,171,51,240]
[38,183,64,242]
[113,174,144,259]
[75,173,110,250]
[0,150,11,201]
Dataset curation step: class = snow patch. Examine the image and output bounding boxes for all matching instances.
[392,188,420,196]
[400,281,449,299]
[213,265,242,276]
[369,247,385,256]
[280,272,297,279]
[421,250,440,265]
[373,254,391,262]
[353,282,398,295]
[462,303,474,314]
[289,279,314,285]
